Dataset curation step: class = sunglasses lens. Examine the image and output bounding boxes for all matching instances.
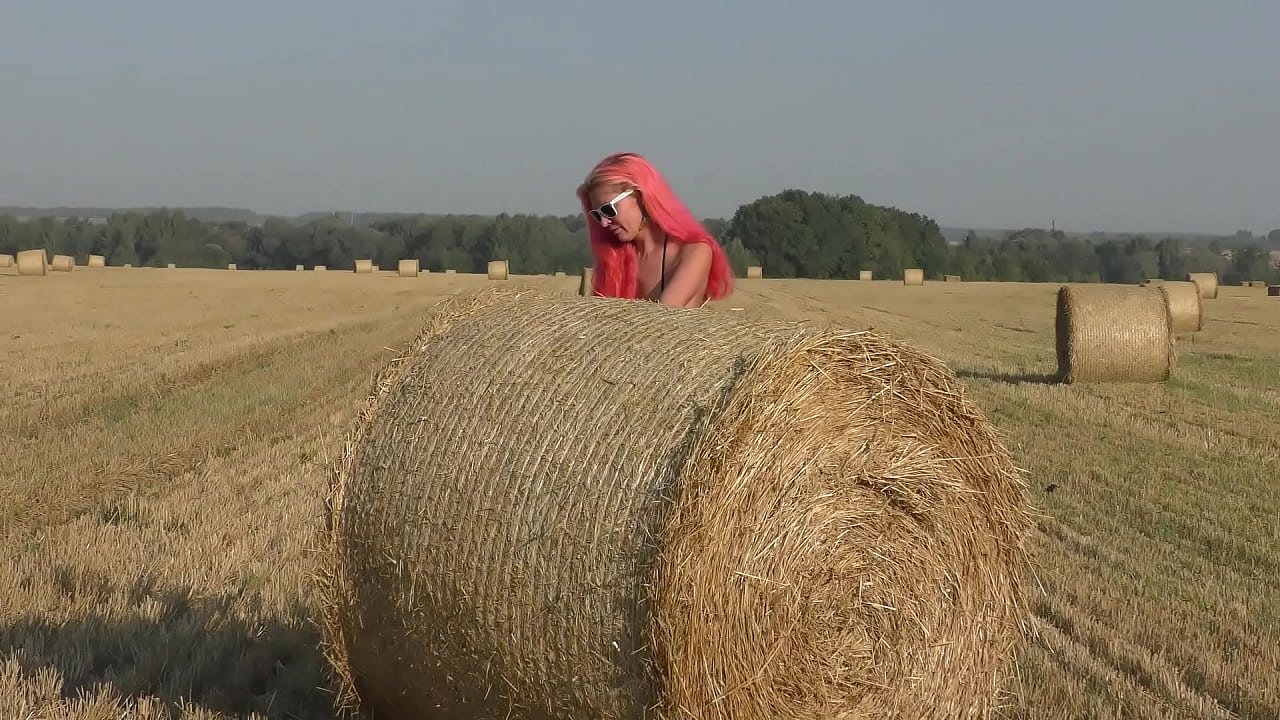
[599,204,617,218]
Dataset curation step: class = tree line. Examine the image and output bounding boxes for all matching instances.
[1,191,1276,287]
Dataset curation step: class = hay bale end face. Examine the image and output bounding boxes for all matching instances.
[745,265,763,279]
[903,268,924,286]
[487,259,509,280]
[227,263,237,270]
[397,258,420,277]
[859,269,872,280]
[296,264,305,271]
[15,249,47,276]
[1186,271,1218,299]
[1159,281,1203,333]
[354,259,374,274]
[51,254,75,272]
[0,253,14,268]
[1055,285,1174,383]
[87,254,105,268]
[318,287,1035,720]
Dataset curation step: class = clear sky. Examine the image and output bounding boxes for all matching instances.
[2,1,1277,234]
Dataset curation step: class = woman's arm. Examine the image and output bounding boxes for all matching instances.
[658,242,713,308]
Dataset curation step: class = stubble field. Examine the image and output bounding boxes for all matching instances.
[1,266,1277,719]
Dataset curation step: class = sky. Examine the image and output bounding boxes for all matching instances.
[1,1,1277,235]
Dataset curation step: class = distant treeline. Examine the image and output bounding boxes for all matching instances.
[2,191,1277,286]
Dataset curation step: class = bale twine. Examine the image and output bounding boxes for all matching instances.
[1055,285,1174,383]
[15,249,47,276]
[0,254,13,268]
[487,259,509,280]
[354,259,374,274]
[1186,271,1218,299]
[903,268,924,286]
[50,254,75,272]
[87,254,105,268]
[745,265,763,279]
[1158,281,1203,333]
[944,274,961,283]
[398,259,420,278]
[1269,285,1279,297]
[317,286,1035,720]
[859,269,872,281]
[578,266,594,296]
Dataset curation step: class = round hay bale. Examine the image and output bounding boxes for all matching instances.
[87,254,105,268]
[944,274,961,283]
[0,253,14,268]
[1249,280,1267,288]
[445,268,457,274]
[554,270,566,277]
[903,268,924,286]
[1186,271,1218,299]
[397,259,420,277]
[296,264,305,271]
[1159,281,1203,332]
[858,269,873,281]
[1268,285,1279,297]
[745,265,763,279]
[487,259,509,280]
[354,259,374,274]
[50,254,75,272]
[1055,285,1173,383]
[318,287,1035,720]
[166,262,176,269]
[123,263,133,268]
[16,249,47,276]
[227,263,237,270]
[315,265,327,272]
[578,266,595,296]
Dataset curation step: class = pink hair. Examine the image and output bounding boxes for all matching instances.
[576,152,734,301]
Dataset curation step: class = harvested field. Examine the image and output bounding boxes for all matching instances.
[0,269,1277,720]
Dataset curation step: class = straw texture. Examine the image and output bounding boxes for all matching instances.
[398,259,420,277]
[1055,285,1174,383]
[859,270,872,280]
[87,254,105,268]
[355,259,374,274]
[745,265,763,279]
[15,249,46,276]
[318,286,1035,720]
[488,259,509,280]
[1186,272,1218,299]
[903,268,924,286]
[50,254,75,272]
[1157,281,1203,332]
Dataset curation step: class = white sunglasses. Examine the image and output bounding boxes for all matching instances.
[589,189,635,224]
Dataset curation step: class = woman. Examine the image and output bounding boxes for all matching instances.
[577,152,734,307]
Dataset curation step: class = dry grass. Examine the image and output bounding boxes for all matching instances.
[0,270,1276,719]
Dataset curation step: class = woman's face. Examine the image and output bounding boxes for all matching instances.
[587,184,645,242]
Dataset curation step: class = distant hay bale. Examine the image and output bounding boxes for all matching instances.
[296,264,305,271]
[87,254,105,268]
[354,259,374,274]
[166,263,176,269]
[1238,281,1249,287]
[445,268,457,274]
[0,254,13,268]
[944,274,961,283]
[1158,281,1203,333]
[859,269,873,281]
[554,270,566,277]
[318,286,1035,720]
[1249,280,1267,288]
[51,254,75,272]
[123,263,132,268]
[903,268,924,286]
[1186,271,1218,299]
[578,266,594,296]
[1144,278,1164,285]
[16,249,47,276]
[1268,285,1279,297]
[1055,285,1174,383]
[397,259,420,278]
[487,259,509,280]
[227,263,237,270]
[316,266,327,272]
[745,265,763,279]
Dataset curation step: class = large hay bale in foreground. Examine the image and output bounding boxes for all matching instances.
[87,254,105,268]
[745,265,763,279]
[398,258,420,277]
[1186,271,1218,299]
[1158,281,1203,332]
[1055,285,1173,383]
[318,287,1035,720]
[16,249,46,276]
[487,259,509,280]
[354,259,374,274]
[0,253,13,268]
[50,254,75,272]
[903,268,924,286]
[859,269,872,280]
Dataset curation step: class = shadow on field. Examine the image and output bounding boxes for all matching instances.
[955,368,1061,386]
[0,577,340,719]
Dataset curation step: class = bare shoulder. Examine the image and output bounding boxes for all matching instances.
[677,241,713,266]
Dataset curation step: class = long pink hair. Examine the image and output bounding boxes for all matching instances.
[576,152,734,301]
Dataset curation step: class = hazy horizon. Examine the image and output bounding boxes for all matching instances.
[2,1,1278,236]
